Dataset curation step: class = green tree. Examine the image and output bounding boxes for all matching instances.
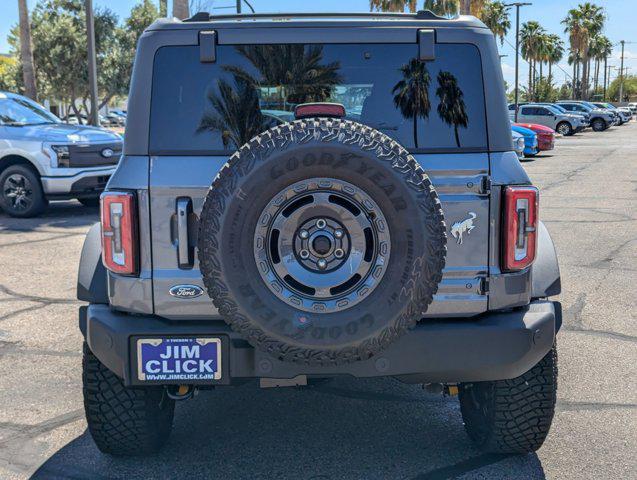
[607,75,637,102]
[0,56,19,91]
[520,21,545,100]
[480,1,510,45]
[7,0,158,122]
[435,71,468,147]
[423,0,459,16]
[392,58,431,148]
[369,0,418,12]
[562,2,605,99]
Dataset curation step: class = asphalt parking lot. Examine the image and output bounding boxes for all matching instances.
[0,123,635,479]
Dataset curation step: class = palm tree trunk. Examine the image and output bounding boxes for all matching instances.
[548,62,552,85]
[572,59,577,99]
[17,0,37,101]
[582,57,589,100]
[529,61,533,101]
[539,61,543,83]
[460,0,471,15]
[454,125,461,148]
[172,0,189,19]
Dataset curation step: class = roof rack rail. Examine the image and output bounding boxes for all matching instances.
[180,11,454,22]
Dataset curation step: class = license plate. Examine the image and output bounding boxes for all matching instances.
[137,337,221,381]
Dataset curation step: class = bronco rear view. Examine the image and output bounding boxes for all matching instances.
[78,11,561,456]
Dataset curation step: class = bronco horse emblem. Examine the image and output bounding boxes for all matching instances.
[450,212,477,245]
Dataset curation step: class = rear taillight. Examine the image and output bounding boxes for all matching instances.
[502,186,538,271]
[100,192,138,275]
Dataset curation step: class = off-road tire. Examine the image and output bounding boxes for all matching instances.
[198,118,447,366]
[591,118,607,132]
[0,164,47,218]
[555,121,573,136]
[459,345,558,454]
[82,343,175,456]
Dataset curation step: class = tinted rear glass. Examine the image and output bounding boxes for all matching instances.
[150,43,487,154]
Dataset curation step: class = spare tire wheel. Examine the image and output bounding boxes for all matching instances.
[198,119,447,365]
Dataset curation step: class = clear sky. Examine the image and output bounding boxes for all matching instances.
[1,0,636,90]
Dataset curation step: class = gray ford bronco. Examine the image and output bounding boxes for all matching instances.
[77,11,562,456]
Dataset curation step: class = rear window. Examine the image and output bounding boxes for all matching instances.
[150,43,487,154]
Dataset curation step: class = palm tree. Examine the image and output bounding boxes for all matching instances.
[423,0,459,17]
[369,0,418,12]
[589,34,611,93]
[436,71,468,147]
[459,0,485,15]
[172,0,189,19]
[392,58,431,148]
[480,1,510,45]
[546,34,565,86]
[562,2,605,99]
[17,0,37,100]
[225,45,342,108]
[520,21,545,100]
[197,76,275,149]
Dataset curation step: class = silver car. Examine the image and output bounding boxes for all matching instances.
[513,104,586,136]
[0,91,122,217]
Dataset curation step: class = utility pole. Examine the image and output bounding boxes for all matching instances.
[85,0,99,126]
[505,3,532,122]
[618,40,625,103]
[236,0,241,13]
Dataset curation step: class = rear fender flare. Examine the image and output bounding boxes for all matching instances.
[531,221,561,298]
[77,222,108,304]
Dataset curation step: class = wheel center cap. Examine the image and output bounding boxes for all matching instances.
[312,235,331,255]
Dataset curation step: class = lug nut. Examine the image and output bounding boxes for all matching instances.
[299,229,309,239]
[317,259,327,270]
[334,229,343,239]
[334,248,344,259]
[316,219,327,229]
[299,249,310,259]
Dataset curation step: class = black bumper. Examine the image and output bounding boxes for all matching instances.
[80,301,559,386]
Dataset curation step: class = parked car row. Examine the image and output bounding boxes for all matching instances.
[508,100,632,161]
[64,109,127,127]
[0,91,123,217]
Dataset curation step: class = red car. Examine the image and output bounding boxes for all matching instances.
[514,123,555,154]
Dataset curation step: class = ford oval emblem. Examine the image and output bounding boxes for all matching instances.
[169,285,204,299]
[101,148,114,158]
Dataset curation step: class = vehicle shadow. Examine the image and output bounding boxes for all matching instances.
[31,378,546,480]
[0,201,98,231]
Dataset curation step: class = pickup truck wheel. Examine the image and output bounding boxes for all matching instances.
[555,121,573,136]
[198,118,447,366]
[459,344,557,454]
[591,118,607,132]
[0,164,47,218]
[82,343,175,456]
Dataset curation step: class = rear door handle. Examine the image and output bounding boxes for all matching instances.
[176,197,194,269]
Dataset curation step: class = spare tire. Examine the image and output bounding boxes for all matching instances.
[198,118,446,365]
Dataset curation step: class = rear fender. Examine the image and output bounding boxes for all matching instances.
[77,222,108,304]
[531,221,561,298]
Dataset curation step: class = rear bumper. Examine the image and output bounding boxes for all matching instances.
[80,300,560,387]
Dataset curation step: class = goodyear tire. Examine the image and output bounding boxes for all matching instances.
[198,119,447,366]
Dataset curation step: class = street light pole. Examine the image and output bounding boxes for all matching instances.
[236,0,242,14]
[505,3,532,123]
[618,40,625,102]
[85,0,99,126]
